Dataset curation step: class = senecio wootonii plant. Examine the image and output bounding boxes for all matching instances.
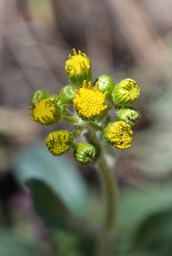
[29,48,140,256]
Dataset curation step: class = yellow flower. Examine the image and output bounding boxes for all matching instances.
[31,99,62,125]
[103,121,133,149]
[65,48,92,86]
[73,81,108,120]
[46,130,73,156]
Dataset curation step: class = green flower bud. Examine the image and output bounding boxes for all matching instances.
[59,85,77,104]
[112,78,140,106]
[65,48,92,86]
[103,121,133,149]
[95,74,115,94]
[74,142,97,165]
[117,107,140,127]
[31,89,49,106]
[46,130,73,156]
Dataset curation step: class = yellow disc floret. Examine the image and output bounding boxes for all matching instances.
[103,121,133,149]
[73,81,108,120]
[65,49,92,86]
[46,130,73,156]
[31,99,62,125]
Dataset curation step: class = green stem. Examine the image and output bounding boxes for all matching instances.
[85,130,118,255]
[97,153,117,229]
[96,150,118,256]
[86,130,118,255]
[73,126,83,138]
[88,121,103,131]
[63,115,80,123]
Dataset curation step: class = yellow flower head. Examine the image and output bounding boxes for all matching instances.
[103,121,133,149]
[65,49,92,86]
[73,81,108,120]
[46,130,73,156]
[31,98,62,125]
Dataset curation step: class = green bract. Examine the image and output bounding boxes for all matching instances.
[31,89,49,106]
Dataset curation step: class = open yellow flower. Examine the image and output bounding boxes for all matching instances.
[103,121,133,149]
[65,48,92,86]
[73,81,108,120]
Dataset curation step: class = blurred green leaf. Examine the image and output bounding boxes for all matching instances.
[13,142,89,217]
[118,184,172,236]
[117,184,172,256]
[130,207,172,256]
[0,229,40,256]
[29,180,98,255]
[55,231,80,256]
[27,179,74,229]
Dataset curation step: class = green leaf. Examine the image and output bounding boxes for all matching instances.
[0,229,41,256]
[129,207,172,256]
[27,179,74,229]
[116,184,172,256]
[13,142,89,217]
[118,184,172,236]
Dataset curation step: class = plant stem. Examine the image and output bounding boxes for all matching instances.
[96,150,118,256]
[88,121,103,131]
[97,153,117,229]
[63,114,80,123]
[85,130,118,255]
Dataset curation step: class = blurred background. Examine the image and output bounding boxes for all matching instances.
[1,0,172,255]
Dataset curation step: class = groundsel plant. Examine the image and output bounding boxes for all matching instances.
[29,48,140,255]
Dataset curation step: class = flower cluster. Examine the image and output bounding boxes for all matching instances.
[29,48,140,165]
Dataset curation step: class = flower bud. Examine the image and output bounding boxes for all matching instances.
[95,74,114,94]
[103,121,133,149]
[59,85,77,104]
[65,48,92,86]
[31,89,49,106]
[112,78,140,106]
[30,98,62,125]
[46,130,73,156]
[74,142,97,165]
[117,107,140,127]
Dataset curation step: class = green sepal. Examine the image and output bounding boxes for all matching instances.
[31,89,49,106]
